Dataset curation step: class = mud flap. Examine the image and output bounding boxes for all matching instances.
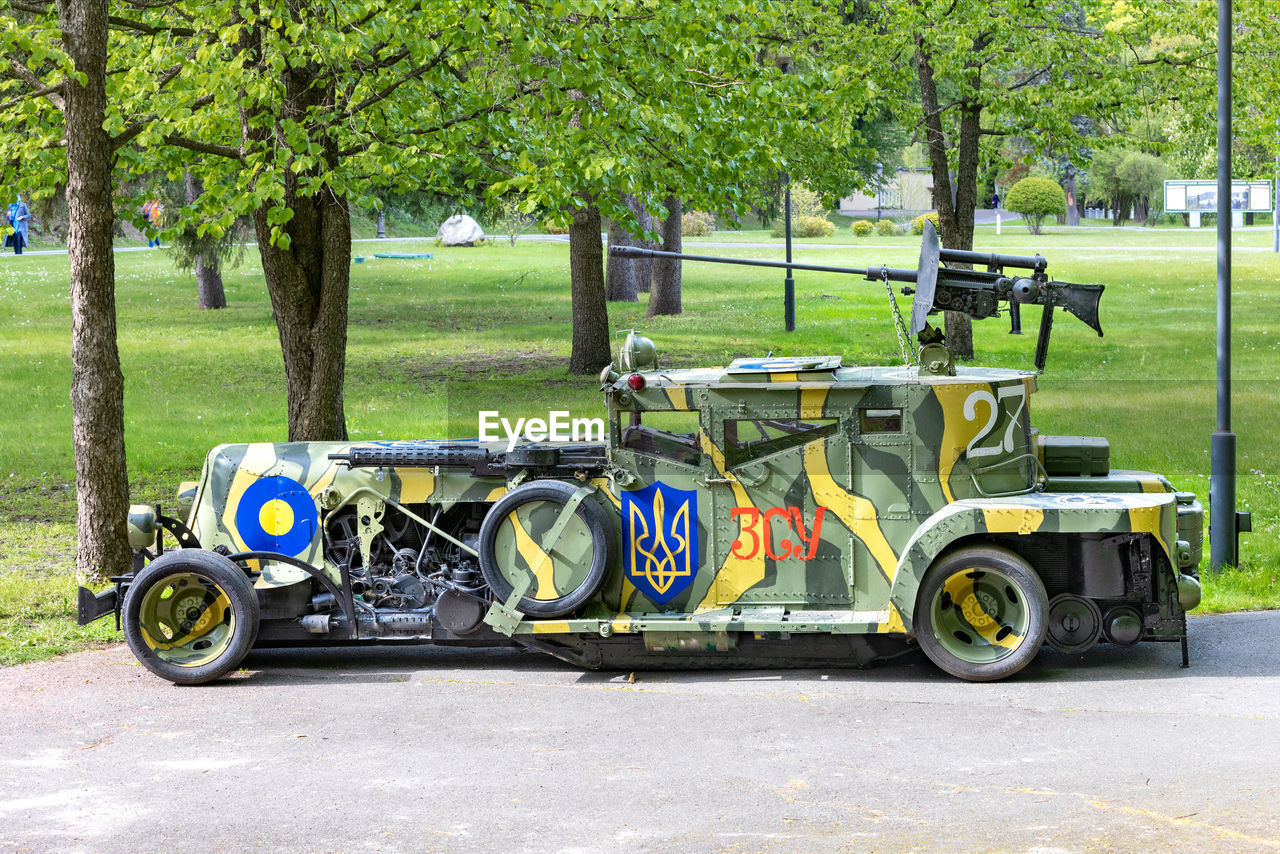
[76,586,118,626]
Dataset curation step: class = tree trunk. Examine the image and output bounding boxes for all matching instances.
[916,44,975,360]
[647,196,682,317]
[605,215,637,302]
[185,169,226,309]
[58,0,131,584]
[195,253,226,309]
[568,205,612,374]
[1063,171,1081,226]
[634,196,654,294]
[245,62,349,441]
[252,188,350,441]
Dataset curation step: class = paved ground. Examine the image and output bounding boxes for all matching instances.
[2,611,1278,853]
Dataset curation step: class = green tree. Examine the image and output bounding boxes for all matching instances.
[487,9,878,366]
[1087,148,1165,226]
[1087,148,1133,225]
[812,0,1185,358]
[0,0,137,582]
[1115,151,1167,225]
[156,170,250,309]
[1005,177,1066,235]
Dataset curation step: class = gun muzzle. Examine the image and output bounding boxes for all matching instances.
[1012,278,1040,303]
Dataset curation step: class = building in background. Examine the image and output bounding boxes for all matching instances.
[839,168,933,218]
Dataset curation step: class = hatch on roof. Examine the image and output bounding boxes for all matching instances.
[725,356,843,374]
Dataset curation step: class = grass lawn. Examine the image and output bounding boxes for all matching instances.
[1,224,1276,664]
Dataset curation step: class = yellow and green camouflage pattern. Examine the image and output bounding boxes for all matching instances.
[120,340,1200,676]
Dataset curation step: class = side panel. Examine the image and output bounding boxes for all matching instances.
[887,493,1179,629]
[189,442,506,587]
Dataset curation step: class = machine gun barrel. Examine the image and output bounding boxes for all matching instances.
[938,247,1046,273]
[608,221,1103,373]
[610,245,885,279]
[610,245,924,285]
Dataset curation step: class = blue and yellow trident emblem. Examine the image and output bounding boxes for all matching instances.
[622,482,699,605]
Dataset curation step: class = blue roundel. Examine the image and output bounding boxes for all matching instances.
[233,476,318,556]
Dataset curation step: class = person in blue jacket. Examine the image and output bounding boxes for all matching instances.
[5,195,29,255]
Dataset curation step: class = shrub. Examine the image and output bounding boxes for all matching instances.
[874,218,900,236]
[542,220,569,235]
[793,215,835,238]
[682,210,716,237]
[1006,177,1067,235]
[851,219,875,236]
[911,211,940,235]
[771,183,829,237]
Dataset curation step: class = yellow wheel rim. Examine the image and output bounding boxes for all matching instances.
[137,571,235,667]
[931,566,1030,665]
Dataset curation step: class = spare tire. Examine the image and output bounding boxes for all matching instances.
[478,480,616,618]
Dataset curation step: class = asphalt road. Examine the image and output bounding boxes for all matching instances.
[2,611,1278,854]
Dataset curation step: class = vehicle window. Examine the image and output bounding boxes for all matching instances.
[724,418,839,467]
[859,408,903,434]
[618,411,703,466]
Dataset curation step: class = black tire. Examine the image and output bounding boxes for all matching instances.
[914,545,1049,682]
[123,550,260,685]
[478,480,616,618]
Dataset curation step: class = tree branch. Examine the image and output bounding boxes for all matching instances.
[1004,66,1052,93]
[0,78,63,111]
[106,14,196,37]
[161,134,242,160]
[6,57,63,111]
[4,0,53,13]
[337,52,441,119]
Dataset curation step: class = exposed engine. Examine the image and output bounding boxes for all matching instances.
[312,503,490,637]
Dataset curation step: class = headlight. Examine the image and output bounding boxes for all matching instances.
[1176,573,1202,612]
[127,505,157,550]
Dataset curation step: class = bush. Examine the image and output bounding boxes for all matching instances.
[1006,177,1067,235]
[771,183,829,237]
[771,214,835,238]
[851,219,875,236]
[794,215,835,238]
[874,218,900,236]
[682,210,716,237]
[911,211,940,235]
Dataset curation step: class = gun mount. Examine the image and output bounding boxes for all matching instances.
[610,222,1103,372]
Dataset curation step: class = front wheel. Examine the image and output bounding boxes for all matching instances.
[122,550,260,685]
[915,545,1048,682]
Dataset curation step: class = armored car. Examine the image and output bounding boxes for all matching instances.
[79,225,1204,683]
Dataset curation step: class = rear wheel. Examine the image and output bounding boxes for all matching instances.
[915,545,1048,682]
[123,550,260,685]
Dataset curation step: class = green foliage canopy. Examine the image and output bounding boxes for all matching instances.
[1005,177,1065,234]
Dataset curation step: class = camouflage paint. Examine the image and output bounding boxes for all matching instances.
[163,354,1198,646]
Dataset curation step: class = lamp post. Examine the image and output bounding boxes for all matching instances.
[1274,113,1278,253]
[779,56,796,332]
[875,162,883,222]
[1210,0,1238,570]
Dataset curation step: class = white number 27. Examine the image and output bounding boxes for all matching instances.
[963,385,1026,459]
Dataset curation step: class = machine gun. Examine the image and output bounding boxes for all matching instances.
[610,222,1103,372]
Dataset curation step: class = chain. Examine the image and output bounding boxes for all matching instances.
[883,269,916,366]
